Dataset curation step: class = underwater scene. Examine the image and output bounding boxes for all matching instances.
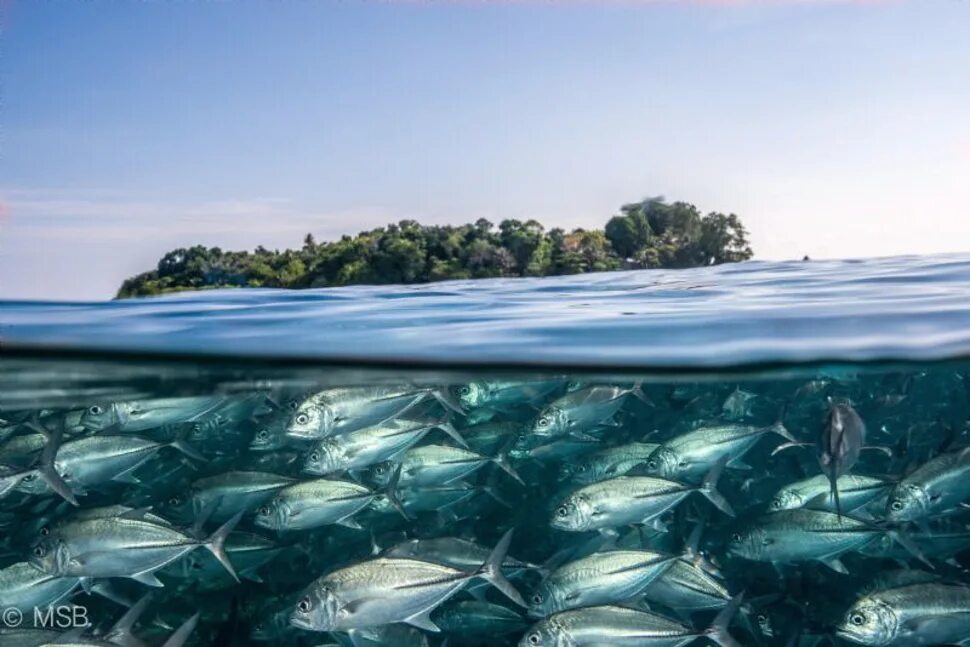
[2,356,970,646]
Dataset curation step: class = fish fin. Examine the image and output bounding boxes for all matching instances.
[706,592,744,647]
[698,456,735,517]
[767,422,796,443]
[568,430,602,442]
[770,442,811,457]
[130,570,165,587]
[829,474,843,519]
[726,458,753,471]
[168,439,206,462]
[336,517,364,530]
[106,592,153,642]
[161,612,199,647]
[887,529,934,570]
[79,576,94,595]
[111,469,142,484]
[437,422,469,449]
[476,528,526,607]
[382,463,410,521]
[860,445,893,458]
[202,510,244,583]
[819,557,848,574]
[404,608,440,632]
[482,485,513,508]
[465,581,489,602]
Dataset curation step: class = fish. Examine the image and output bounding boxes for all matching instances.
[818,400,868,518]
[79,396,231,433]
[254,469,405,531]
[550,458,734,533]
[518,594,742,647]
[835,582,970,646]
[642,422,793,481]
[431,599,528,640]
[452,380,565,411]
[366,443,522,488]
[289,528,525,632]
[531,385,648,442]
[722,387,757,420]
[886,447,970,522]
[169,470,295,522]
[29,507,243,587]
[527,549,677,617]
[767,474,889,513]
[301,416,466,476]
[726,508,927,573]
[560,441,660,484]
[286,386,463,441]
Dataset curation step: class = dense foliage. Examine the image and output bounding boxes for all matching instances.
[116,198,753,298]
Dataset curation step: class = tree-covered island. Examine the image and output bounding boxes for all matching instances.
[116,197,753,298]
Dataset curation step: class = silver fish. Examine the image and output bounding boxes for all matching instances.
[531,385,647,441]
[886,447,970,522]
[518,596,741,647]
[835,582,970,646]
[289,528,524,632]
[527,549,677,617]
[29,509,242,587]
[768,474,888,513]
[550,459,734,533]
[643,422,792,482]
[367,444,521,488]
[254,474,402,531]
[79,396,230,433]
[286,386,462,441]
[560,442,660,484]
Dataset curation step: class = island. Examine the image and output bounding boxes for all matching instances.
[116,197,753,298]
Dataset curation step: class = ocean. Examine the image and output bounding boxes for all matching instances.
[1,254,970,646]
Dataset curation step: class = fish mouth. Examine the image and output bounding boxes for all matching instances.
[288,613,314,631]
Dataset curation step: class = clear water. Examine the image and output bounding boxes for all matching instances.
[1,254,970,646]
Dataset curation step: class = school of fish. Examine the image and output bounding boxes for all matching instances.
[1,365,969,646]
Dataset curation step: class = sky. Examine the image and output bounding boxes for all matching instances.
[1,0,969,301]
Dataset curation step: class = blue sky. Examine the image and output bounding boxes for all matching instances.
[2,0,968,300]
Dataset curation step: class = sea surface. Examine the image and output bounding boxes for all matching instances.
[1,254,970,646]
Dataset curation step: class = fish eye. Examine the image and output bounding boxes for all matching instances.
[258,506,271,516]
[88,405,103,415]
[757,614,767,623]
[458,386,470,395]
[298,596,312,613]
[678,460,688,468]
[309,451,320,462]
[376,464,387,475]
[531,593,543,605]
[555,505,569,518]
[850,613,866,626]
[287,400,299,411]
[527,633,541,646]
[731,532,742,543]
[577,465,587,473]
[295,413,310,426]
[890,500,904,511]
[39,526,50,536]
[169,496,181,506]
[257,430,269,439]
[33,545,45,557]
[647,460,657,469]
[538,417,549,427]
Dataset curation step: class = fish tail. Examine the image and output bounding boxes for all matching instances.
[202,511,244,583]
[432,388,465,415]
[705,592,744,647]
[436,422,469,449]
[38,416,78,507]
[105,593,153,644]
[168,438,206,462]
[475,528,525,607]
[161,612,200,647]
[629,382,653,406]
[383,463,410,521]
[492,436,525,486]
[699,456,735,517]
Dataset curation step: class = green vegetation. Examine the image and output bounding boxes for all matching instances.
[116,197,753,298]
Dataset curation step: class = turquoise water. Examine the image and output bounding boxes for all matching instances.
[1,254,970,646]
